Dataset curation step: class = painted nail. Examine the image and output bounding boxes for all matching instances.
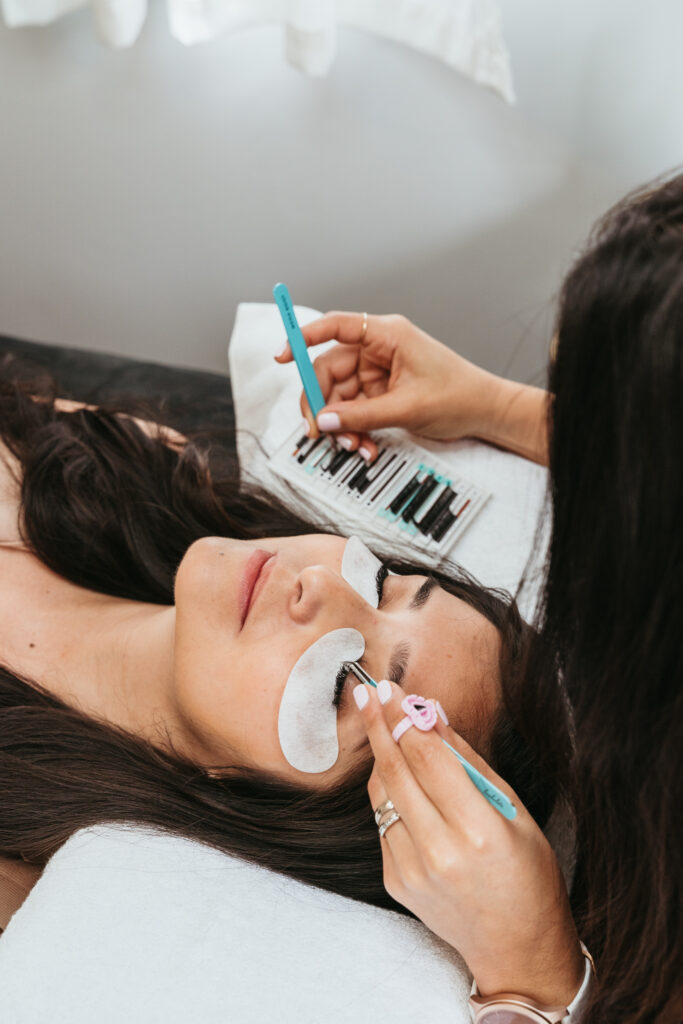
[359,446,372,461]
[435,700,449,726]
[276,344,289,359]
[377,679,393,705]
[317,411,341,432]
[353,684,369,710]
[300,418,310,437]
[337,435,354,450]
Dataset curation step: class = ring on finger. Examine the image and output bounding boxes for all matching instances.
[392,694,438,743]
[374,798,396,826]
[378,812,401,839]
[359,312,368,341]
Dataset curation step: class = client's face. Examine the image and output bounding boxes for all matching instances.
[173,535,502,786]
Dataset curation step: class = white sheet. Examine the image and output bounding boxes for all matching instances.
[0,303,554,1022]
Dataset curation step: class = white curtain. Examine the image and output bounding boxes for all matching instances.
[1,0,514,102]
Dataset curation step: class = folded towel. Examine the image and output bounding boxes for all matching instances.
[0,824,472,1023]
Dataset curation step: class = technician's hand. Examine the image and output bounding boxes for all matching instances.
[353,679,584,1007]
[274,312,504,461]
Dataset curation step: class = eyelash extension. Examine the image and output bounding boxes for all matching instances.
[332,663,349,709]
[332,564,389,708]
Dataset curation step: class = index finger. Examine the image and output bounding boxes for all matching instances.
[275,312,368,363]
[353,682,449,838]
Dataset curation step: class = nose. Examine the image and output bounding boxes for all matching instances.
[288,565,364,625]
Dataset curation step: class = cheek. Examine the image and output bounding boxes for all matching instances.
[173,628,276,763]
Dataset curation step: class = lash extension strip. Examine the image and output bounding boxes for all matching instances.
[270,426,491,559]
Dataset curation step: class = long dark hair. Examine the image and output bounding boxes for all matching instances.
[0,360,548,916]
[524,173,683,1022]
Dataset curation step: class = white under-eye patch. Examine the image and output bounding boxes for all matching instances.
[278,627,365,774]
[341,535,383,607]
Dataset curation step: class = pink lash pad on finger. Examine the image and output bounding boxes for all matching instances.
[392,694,438,742]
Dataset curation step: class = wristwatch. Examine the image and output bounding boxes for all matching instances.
[469,943,595,1024]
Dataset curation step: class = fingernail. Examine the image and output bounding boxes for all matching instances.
[435,701,449,726]
[317,412,341,432]
[337,435,354,450]
[377,679,392,705]
[276,344,289,359]
[353,684,369,710]
[359,445,372,461]
[300,418,310,437]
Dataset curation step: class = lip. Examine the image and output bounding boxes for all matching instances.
[239,550,275,628]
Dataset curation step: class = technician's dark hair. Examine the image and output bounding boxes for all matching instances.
[521,172,683,1023]
[0,362,550,923]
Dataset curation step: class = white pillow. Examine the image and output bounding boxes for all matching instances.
[0,825,471,1023]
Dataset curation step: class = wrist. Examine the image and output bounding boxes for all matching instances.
[440,354,510,441]
[470,941,589,1021]
[478,377,550,465]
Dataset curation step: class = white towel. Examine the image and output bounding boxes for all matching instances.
[0,825,472,1023]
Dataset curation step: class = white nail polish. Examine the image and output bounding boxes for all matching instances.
[377,679,392,705]
[353,684,369,710]
[338,435,353,450]
[359,446,372,461]
[300,418,310,437]
[276,344,289,359]
[317,412,341,432]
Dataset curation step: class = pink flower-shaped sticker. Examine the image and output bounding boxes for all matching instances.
[400,694,438,732]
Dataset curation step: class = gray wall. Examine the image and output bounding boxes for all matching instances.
[0,0,681,384]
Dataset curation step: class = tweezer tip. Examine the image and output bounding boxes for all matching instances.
[345,661,377,688]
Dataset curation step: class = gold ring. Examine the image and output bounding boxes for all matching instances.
[359,312,368,341]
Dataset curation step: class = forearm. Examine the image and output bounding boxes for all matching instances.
[433,347,550,466]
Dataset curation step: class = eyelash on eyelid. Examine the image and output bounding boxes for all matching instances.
[332,564,389,708]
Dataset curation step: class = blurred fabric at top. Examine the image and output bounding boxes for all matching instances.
[0,0,514,101]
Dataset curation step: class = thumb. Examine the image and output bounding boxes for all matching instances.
[317,392,409,434]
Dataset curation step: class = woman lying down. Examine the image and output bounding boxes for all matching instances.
[0,369,579,1013]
